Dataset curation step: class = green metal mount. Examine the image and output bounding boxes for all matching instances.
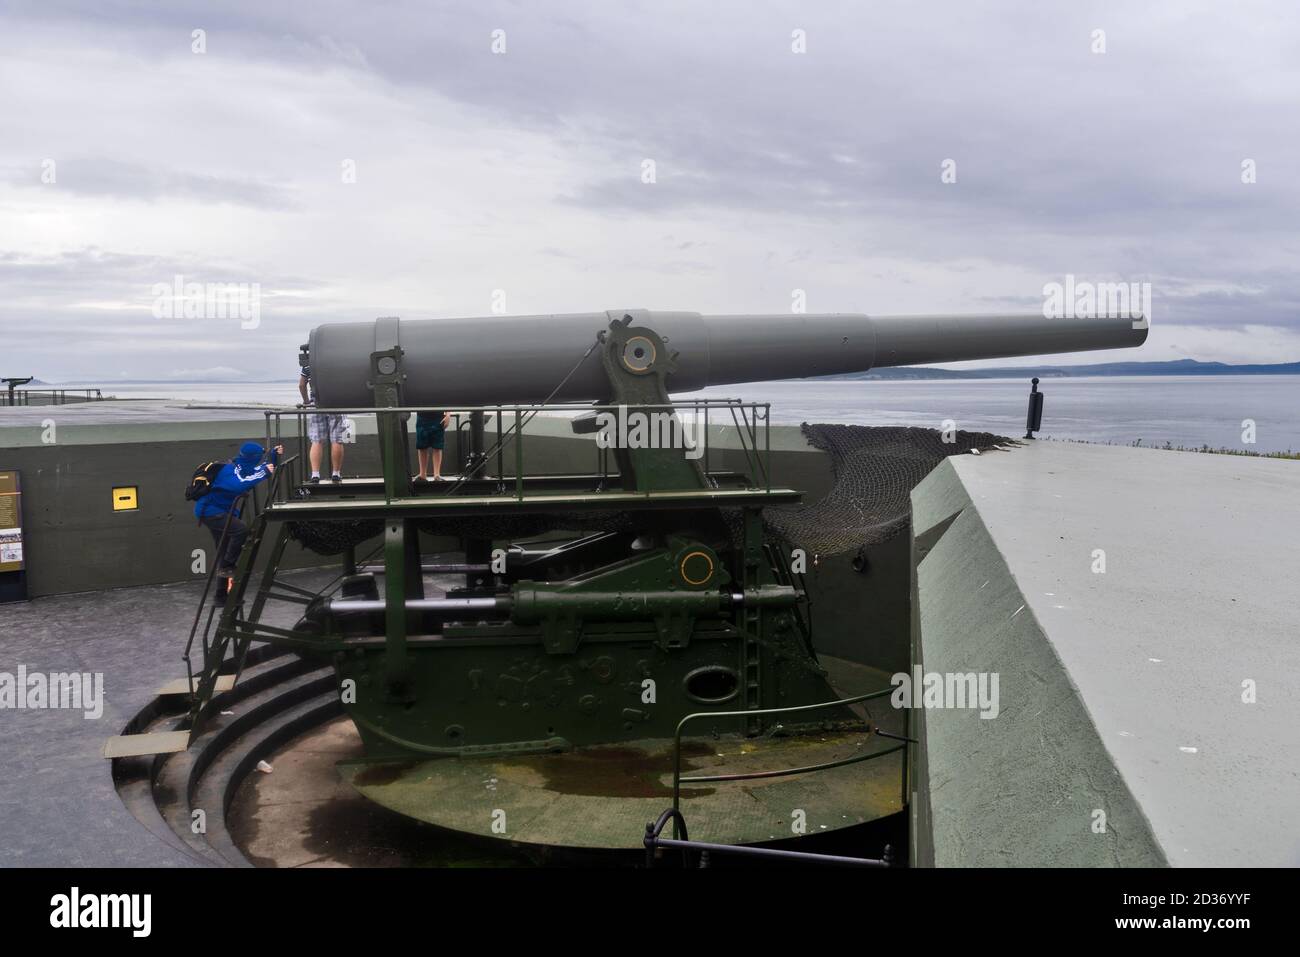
[368,333,423,701]
[591,313,708,493]
[184,313,849,760]
[510,537,740,654]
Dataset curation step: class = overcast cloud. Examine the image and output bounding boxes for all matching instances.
[1,0,1298,380]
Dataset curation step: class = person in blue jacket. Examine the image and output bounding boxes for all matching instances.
[195,442,282,593]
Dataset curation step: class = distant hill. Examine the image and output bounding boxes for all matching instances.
[820,358,1300,380]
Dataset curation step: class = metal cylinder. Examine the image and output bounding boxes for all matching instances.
[327,596,508,617]
[308,309,1147,408]
[864,314,1146,368]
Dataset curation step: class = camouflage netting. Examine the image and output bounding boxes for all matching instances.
[287,518,384,556]
[286,424,1015,558]
[762,424,1014,555]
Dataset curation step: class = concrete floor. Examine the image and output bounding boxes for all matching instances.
[0,570,331,866]
[0,579,213,865]
[227,718,529,868]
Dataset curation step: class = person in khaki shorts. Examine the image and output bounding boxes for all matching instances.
[298,361,346,484]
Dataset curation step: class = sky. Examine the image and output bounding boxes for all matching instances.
[1,0,1298,381]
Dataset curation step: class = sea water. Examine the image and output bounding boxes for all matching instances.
[55,375,1300,455]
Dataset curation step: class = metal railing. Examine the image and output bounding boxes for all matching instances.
[1,387,105,406]
[670,687,909,839]
[644,808,894,868]
[257,399,776,505]
[181,453,297,717]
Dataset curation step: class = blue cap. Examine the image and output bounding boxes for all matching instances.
[237,442,264,463]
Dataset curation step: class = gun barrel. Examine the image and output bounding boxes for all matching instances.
[865,313,1147,368]
[308,310,1147,408]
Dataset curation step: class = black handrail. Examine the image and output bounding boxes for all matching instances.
[181,452,297,709]
[644,808,893,868]
[181,501,241,705]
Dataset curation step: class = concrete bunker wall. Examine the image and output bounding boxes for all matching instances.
[908,458,1166,867]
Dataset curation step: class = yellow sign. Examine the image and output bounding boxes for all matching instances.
[112,486,139,511]
[0,471,21,572]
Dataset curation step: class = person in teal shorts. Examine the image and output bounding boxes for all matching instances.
[414,410,449,483]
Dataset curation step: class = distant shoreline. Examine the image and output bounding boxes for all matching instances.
[818,359,1300,380]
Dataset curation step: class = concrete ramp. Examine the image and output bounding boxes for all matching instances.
[909,442,1300,867]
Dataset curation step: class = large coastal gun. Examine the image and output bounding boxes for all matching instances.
[171,308,1144,847]
[308,310,1147,408]
[306,309,1145,493]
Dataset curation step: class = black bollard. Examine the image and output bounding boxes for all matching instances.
[1024,377,1044,439]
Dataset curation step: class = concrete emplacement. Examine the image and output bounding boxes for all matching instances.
[908,441,1300,867]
